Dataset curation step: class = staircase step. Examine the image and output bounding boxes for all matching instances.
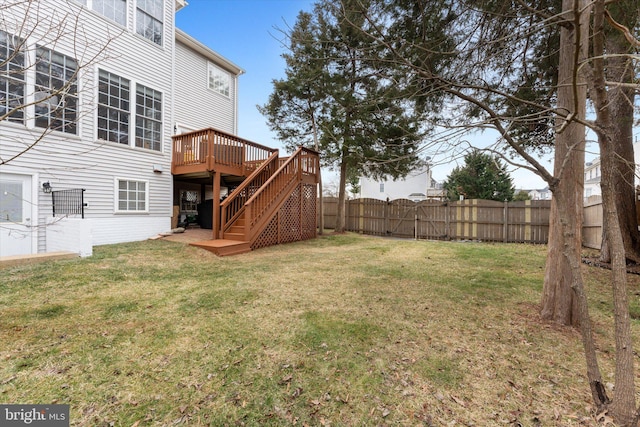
[190,239,251,257]
[228,225,244,234]
[224,232,245,241]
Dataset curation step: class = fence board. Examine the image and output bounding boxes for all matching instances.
[321,197,561,245]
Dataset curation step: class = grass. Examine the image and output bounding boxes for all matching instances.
[1,233,639,426]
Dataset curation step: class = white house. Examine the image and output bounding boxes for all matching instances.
[584,157,602,199]
[0,0,241,257]
[527,187,553,200]
[358,161,445,201]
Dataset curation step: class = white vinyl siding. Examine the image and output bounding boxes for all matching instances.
[136,0,163,46]
[116,179,148,212]
[174,39,237,133]
[0,31,25,123]
[0,0,175,253]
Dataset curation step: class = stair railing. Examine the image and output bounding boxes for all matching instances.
[244,146,320,243]
[220,150,280,236]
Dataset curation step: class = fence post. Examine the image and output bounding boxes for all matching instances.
[503,201,508,243]
[414,203,418,240]
[384,198,390,234]
[525,200,532,242]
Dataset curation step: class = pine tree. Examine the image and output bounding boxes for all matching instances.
[442,150,515,201]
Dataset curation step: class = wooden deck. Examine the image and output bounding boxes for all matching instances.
[171,129,320,256]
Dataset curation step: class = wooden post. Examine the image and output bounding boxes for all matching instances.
[524,200,532,242]
[212,172,221,240]
[503,201,508,243]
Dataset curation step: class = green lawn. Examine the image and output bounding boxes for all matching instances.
[1,233,638,426]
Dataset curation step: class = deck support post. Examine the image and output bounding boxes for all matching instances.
[212,172,221,239]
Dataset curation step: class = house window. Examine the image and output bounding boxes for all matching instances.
[34,46,78,134]
[0,181,22,222]
[117,179,147,212]
[208,62,230,97]
[136,0,163,46]
[97,69,130,145]
[379,183,384,193]
[180,190,199,213]
[135,84,162,151]
[0,31,25,123]
[78,0,127,26]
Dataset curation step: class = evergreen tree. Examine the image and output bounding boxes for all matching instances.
[259,0,438,232]
[443,150,515,201]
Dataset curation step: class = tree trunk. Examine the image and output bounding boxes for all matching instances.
[590,1,637,422]
[540,0,588,327]
[334,155,348,233]
[598,3,640,264]
[554,185,610,412]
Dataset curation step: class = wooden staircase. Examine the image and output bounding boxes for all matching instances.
[172,129,320,256]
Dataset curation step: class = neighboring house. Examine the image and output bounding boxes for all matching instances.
[358,162,445,201]
[584,157,602,199]
[0,0,239,257]
[527,187,552,200]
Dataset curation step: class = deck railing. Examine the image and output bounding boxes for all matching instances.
[172,128,276,173]
[244,147,320,242]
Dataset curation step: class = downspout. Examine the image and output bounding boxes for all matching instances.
[170,2,177,224]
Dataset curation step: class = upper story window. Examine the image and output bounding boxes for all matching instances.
[97,69,130,145]
[135,84,162,151]
[35,46,78,134]
[78,0,127,26]
[136,0,163,46]
[97,69,162,151]
[208,62,230,97]
[379,183,384,193]
[0,31,25,123]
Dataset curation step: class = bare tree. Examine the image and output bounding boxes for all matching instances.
[0,0,117,166]
[341,0,640,423]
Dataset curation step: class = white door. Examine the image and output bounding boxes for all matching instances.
[0,173,35,256]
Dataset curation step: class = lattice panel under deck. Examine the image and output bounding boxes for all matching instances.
[252,215,279,250]
[279,186,302,244]
[301,184,317,240]
[252,183,318,251]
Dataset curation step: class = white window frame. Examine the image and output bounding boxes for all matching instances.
[207,62,230,98]
[78,0,127,26]
[0,31,26,124]
[115,178,149,213]
[135,83,162,150]
[136,0,164,46]
[97,68,131,146]
[34,45,79,134]
[96,67,164,152]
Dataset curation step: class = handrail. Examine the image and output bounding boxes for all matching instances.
[172,127,277,172]
[244,146,320,242]
[220,150,280,234]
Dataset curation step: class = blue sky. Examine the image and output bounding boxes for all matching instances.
[175,0,315,151]
[175,0,556,190]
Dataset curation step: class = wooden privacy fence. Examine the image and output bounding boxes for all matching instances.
[322,197,552,243]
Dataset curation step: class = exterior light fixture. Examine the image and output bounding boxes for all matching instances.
[42,182,52,193]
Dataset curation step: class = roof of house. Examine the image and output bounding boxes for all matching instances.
[175,29,245,76]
